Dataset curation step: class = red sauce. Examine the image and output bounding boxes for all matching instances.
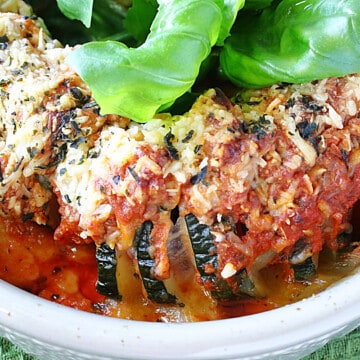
[1,215,359,322]
[0,218,106,313]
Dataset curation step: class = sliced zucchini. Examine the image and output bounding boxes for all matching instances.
[95,242,122,300]
[166,217,219,319]
[133,221,177,304]
[230,268,257,297]
[184,213,264,299]
[289,238,317,281]
[337,231,352,249]
[184,213,237,299]
[291,256,317,281]
[184,213,217,280]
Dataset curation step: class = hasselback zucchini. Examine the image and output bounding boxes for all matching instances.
[95,242,122,300]
[133,221,177,304]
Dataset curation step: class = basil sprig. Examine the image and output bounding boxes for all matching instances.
[220,0,360,88]
[56,0,360,121]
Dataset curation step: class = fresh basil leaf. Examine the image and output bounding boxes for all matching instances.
[56,0,93,28]
[243,0,274,10]
[28,0,128,45]
[216,0,245,45]
[87,0,129,42]
[220,0,360,88]
[124,0,158,45]
[67,0,224,122]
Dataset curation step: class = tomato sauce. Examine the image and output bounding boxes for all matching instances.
[1,214,359,322]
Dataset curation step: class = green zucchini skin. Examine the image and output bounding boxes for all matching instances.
[291,256,317,281]
[95,242,122,300]
[231,268,257,297]
[184,213,218,284]
[184,213,255,299]
[134,221,177,304]
[288,239,317,281]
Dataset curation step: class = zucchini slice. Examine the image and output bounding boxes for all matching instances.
[95,242,122,300]
[133,221,177,304]
[288,239,317,281]
[337,231,352,249]
[231,268,257,297]
[291,256,317,281]
[184,213,237,299]
[185,213,262,299]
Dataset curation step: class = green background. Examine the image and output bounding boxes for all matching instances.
[2,326,360,359]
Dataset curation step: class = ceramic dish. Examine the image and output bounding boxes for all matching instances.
[1,267,360,360]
